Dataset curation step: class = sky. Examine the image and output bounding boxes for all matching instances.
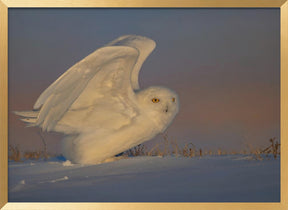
[8,8,280,154]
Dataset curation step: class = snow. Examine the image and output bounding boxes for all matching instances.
[49,176,69,183]
[8,155,280,202]
[62,160,74,167]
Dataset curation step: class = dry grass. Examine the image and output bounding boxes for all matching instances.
[259,137,280,159]
[8,131,51,162]
[240,137,280,160]
[123,133,204,158]
[122,135,281,160]
[8,145,21,162]
[9,134,280,162]
[125,144,147,157]
[8,144,51,162]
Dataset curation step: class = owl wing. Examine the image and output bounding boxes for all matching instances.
[33,46,139,132]
[107,35,156,90]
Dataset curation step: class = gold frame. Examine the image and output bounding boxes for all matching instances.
[1,0,287,209]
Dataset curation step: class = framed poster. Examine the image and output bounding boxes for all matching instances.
[0,0,287,209]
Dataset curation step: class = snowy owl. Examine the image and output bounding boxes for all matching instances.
[15,35,179,164]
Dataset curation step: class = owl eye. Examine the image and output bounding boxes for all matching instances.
[172,97,175,102]
[152,98,160,103]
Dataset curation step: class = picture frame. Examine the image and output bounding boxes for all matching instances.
[0,0,287,209]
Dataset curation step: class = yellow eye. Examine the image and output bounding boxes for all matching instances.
[172,97,175,102]
[152,98,160,103]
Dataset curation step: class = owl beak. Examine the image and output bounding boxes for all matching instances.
[165,106,169,113]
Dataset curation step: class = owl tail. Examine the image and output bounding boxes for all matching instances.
[14,110,39,127]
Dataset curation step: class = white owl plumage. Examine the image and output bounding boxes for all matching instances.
[15,35,179,164]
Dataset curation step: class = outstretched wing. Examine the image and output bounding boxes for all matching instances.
[33,46,139,132]
[107,35,156,90]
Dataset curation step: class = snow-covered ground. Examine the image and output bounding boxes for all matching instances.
[8,155,280,202]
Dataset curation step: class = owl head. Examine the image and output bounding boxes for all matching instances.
[136,86,179,132]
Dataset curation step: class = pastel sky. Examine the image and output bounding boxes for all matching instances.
[8,8,280,154]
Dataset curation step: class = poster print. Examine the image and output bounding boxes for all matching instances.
[7,8,280,202]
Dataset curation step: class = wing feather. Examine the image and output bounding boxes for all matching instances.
[107,35,156,90]
[33,46,139,131]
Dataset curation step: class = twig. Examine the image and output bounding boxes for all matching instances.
[38,130,48,160]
